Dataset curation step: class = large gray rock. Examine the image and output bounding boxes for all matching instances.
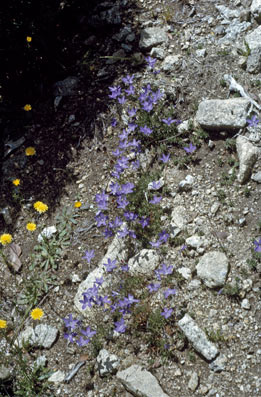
[128,249,160,275]
[196,251,228,288]
[117,364,170,397]
[139,27,168,50]
[195,98,251,131]
[236,136,259,183]
[247,48,261,73]
[251,0,261,23]
[15,324,58,349]
[178,314,219,361]
[245,25,261,51]
[97,349,120,376]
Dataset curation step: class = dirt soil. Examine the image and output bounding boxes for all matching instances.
[0,0,260,396]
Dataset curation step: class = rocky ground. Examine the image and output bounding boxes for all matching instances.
[0,0,261,396]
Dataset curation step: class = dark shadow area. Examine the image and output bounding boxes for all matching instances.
[0,0,142,231]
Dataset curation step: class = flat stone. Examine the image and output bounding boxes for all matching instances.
[245,25,261,51]
[128,249,160,275]
[117,365,169,397]
[188,371,199,391]
[48,370,65,384]
[251,171,261,183]
[139,27,168,50]
[178,314,219,361]
[195,98,251,131]
[236,136,259,184]
[209,353,227,372]
[15,324,58,349]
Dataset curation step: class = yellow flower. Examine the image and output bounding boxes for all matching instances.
[31,308,44,320]
[0,234,12,246]
[12,179,20,186]
[26,222,36,231]
[25,146,36,156]
[24,104,32,111]
[74,201,82,208]
[26,36,32,42]
[33,201,48,213]
[0,319,7,329]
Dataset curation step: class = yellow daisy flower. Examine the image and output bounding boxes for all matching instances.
[26,222,36,231]
[24,104,32,111]
[74,201,82,208]
[31,308,44,320]
[26,36,32,43]
[0,233,12,246]
[25,146,36,156]
[0,319,7,329]
[33,201,48,213]
[12,179,20,186]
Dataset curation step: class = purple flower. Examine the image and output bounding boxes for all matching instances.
[162,117,175,126]
[128,230,136,239]
[179,244,187,252]
[246,115,259,127]
[120,182,135,195]
[121,263,129,272]
[152,89,164,103]
[104,258,117,272]
[117,195,129,209]
[145,56,157,69]
[125,294,139,305]
[64,331,77,343]
[111,118,117,127]
[161,307,173,319]
[127,122,137,132]
[149,240,162,248]
[118,96,126,104]
[94,277,104,286]
[124,211,137,221]
[117,156,129,169]
[104,227,114,238]
[114,317,126,333]
[158,230,169,243]
[149,180,162,190]
[63,314,80,330]
[128,107,137,117]
[117,227,129,238]
[109,86,121,99]
[160,153,170,163]
[95,191,109,210]
[139,216,150,228]
[109,182,121,195]
[95,211,108,227]
[83,249,95,264]
[119,129,129,141]
[113,216,123,228]
[122,74,134,85]
[147,282,161,292]
[140,125,153,136]
[132,160,140,170]
[158,263,173,276]
[81,326,96,338]
[142,100,153,112]
[76,336,90,346]
[184,143,196,154]
[163,288,177,299]
[149,195,162,204]
[125,85,135,96]
[112,148,122,157]
[118,139,129,150]
[254,238,261,253]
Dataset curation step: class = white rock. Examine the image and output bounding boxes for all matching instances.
[178,314,219,361]
[162,55,181,71]
[139,27,168,50]
[37,226,57,242]
[97,349,120,376]
[48,370,65,384]
[117,365,169,397]
[15,324,58,349]
[236,136,259,184]
[241,298,251,310]
[188,371,199,391]
[128,249,160,275]
[196,251,229,288]
[177,267,192,280]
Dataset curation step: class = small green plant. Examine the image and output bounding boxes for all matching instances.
[220,79,227,87]
[217,189,226,203]
[205,328,226,343]
[222,279,241,299]
[188,350,196,362]
[225,138,236,152]
[243,187,251,197]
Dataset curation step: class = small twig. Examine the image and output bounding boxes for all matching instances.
[64,361,85,383]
